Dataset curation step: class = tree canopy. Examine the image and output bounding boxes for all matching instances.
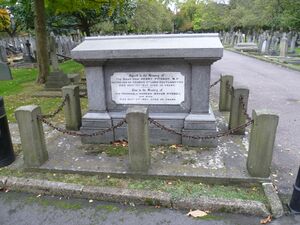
[0,0,299,36]
[174,0,300,32]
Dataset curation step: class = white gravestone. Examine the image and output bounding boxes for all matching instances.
[111,72,184,105]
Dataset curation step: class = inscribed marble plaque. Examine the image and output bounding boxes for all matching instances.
[111,72,184,105]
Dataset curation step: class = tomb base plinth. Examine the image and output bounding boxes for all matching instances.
[80,109,217,147]
[45,71,70,91]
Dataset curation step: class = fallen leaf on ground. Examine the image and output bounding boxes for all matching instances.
[260,215,272,224]
[112,140,128,147]
[169,145,177,149]
[186,210,208,218]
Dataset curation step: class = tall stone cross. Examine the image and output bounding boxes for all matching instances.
[49,33,59,71]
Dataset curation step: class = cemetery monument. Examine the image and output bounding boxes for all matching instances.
[72,34,223,147]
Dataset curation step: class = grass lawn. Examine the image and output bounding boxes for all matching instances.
[295,47,300,55]
[0,60,87,122]
[0,168,267,204]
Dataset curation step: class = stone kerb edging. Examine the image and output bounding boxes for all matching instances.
[225,48,300,72]
[262,183,284,218]
[0,176,273,217]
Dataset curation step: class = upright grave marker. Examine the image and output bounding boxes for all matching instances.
[72,34,223,147]
[45,33,70,90]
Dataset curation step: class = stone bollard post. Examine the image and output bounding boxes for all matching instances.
[126,106,150,173]
[15,105,48,167]
[219,75,233,111]
[62,85,82,130]
[247,110,279,177]
[229,87,249,134]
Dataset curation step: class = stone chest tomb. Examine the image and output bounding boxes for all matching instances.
[71,34,223,147]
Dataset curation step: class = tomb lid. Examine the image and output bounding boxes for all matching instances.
[71,33,223,62]
[0,62,12,80]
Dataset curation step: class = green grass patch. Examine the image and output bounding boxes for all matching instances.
[83,144,128,157]
[0,60,86,122]
[0,168,267,204]
[295,48,300,55]
[58,60,84,74]
[96,205,120,212]
[105,145,128,157]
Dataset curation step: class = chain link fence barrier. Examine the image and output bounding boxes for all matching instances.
[36,80,253,140]
[41,94,69,119]
[210,78,221,88]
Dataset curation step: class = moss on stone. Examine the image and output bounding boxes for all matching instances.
[0,168,267,204]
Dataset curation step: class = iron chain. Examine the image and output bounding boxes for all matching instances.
[37,92,253,139]
[37,116,127,137]
[226,81,233,95]
[148,117,253,140]
[41,94,69,119]
[210,78,221,88]
[239,96,252,121]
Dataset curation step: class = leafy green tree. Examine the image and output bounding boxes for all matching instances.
[47,0,128,36]
[193,1,227,32]
[128,0,173,33]
[174,0,200,32]
[0,0,128,83]
[0,8,10,32]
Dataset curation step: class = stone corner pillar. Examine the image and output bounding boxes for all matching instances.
[126,106,150,173]
[247,110,279,178]
[62,85,82,131]
[15,105,48,167]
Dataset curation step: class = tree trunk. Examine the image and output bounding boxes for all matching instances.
[33,0,49,84]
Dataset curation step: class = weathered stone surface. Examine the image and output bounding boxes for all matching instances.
[5,177,84,198]
[280,34,288,57]
[262,183,284,218]
[234,42,259,52]
[72,34,223,147]
[71,34,223,60]
[3,176,271,216]
[126,106,150,173]
[85,66,106,111]
[0,62,12,80]
[182,129,217,147]
[15,105,48,167]
[67,73,80,84]
[62,85,82,131]
[114,127,182,145]
[82,186,171,207]
[45,71,70,90]
[247,110,279,177]
[49,33,59,71]
[219,75,233,111]
[80,128,114,144]
[229,87,249,134]
[172,196,270,217]
[80,112,114,143]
